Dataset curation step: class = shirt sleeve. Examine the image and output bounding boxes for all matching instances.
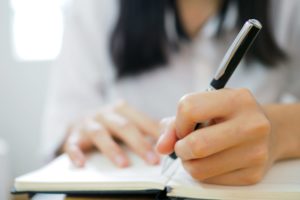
[286,1,300,100]
[40,0,118,159]
[272,0,300,101]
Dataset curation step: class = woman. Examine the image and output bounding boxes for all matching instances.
[42,0,300,185]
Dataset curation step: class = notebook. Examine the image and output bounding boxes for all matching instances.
[13,151,300,200]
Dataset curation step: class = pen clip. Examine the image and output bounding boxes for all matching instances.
[212,19,262,89]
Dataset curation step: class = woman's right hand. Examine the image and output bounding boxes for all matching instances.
[63,101,160,168]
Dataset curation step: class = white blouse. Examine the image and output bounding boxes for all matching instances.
[41,0,300,158]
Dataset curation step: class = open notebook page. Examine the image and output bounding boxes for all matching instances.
[167,159,300,200]
[15,152,167,192]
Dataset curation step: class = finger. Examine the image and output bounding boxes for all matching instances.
[176,89,237,139]
[114,101,160,139]
[203,167,265,186]
[65,132,86,167]
[175,118,261,160]
[96,112,160,165]
[66,144,86,167]
[83,119,130,168]
[181,142,267,181]
[156,117,178,154]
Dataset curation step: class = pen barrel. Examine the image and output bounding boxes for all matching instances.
[211,19,262,89]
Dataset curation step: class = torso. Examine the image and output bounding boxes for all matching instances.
[101,1,288,119]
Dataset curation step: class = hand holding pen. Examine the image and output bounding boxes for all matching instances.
[156,19,279,185]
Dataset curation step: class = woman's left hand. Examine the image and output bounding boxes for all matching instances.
[156,88,277,186]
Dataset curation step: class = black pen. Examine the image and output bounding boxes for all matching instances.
[161,19,262,176]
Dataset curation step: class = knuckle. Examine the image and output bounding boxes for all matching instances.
[254,116,271,137]
[244,170,264,185]
[190,144,199,158]
[183,161,207,181]
[236,88,252,99]
[235,88,255,107]
[82,119,105,137]
[174,140,185,158]
[251,146,269,165]
[245,116,271,138]
[175,135,208,159]
[117,120,134,131]
[90,128,106,140]
[186,137,196,154]
[189,137,208,158]
[240,115,271,138]
[192,173,207,181]
[183,160,210,181]
[177,94,194,118]
[84,120,102,133]
[191,170,208,181]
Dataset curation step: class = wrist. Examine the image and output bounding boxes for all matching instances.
[264,104,300,162]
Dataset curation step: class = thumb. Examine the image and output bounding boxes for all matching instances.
[155,117,178,155]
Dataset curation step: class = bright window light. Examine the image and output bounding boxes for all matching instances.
[11,0,65,61]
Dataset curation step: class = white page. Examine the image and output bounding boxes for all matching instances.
[168,159,300,200]
[15,152,167,192]
[15,150,300,199]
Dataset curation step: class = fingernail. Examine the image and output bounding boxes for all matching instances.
[74,159,84,167]
[146,151,159,165]
[115,155,128,167]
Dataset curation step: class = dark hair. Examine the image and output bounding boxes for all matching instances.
[110,0,286,78]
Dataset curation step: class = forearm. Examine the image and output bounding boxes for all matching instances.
[264,103,300,161]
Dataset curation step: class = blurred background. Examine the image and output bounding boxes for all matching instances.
[0,0,299,199]
[0,0,68,198]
